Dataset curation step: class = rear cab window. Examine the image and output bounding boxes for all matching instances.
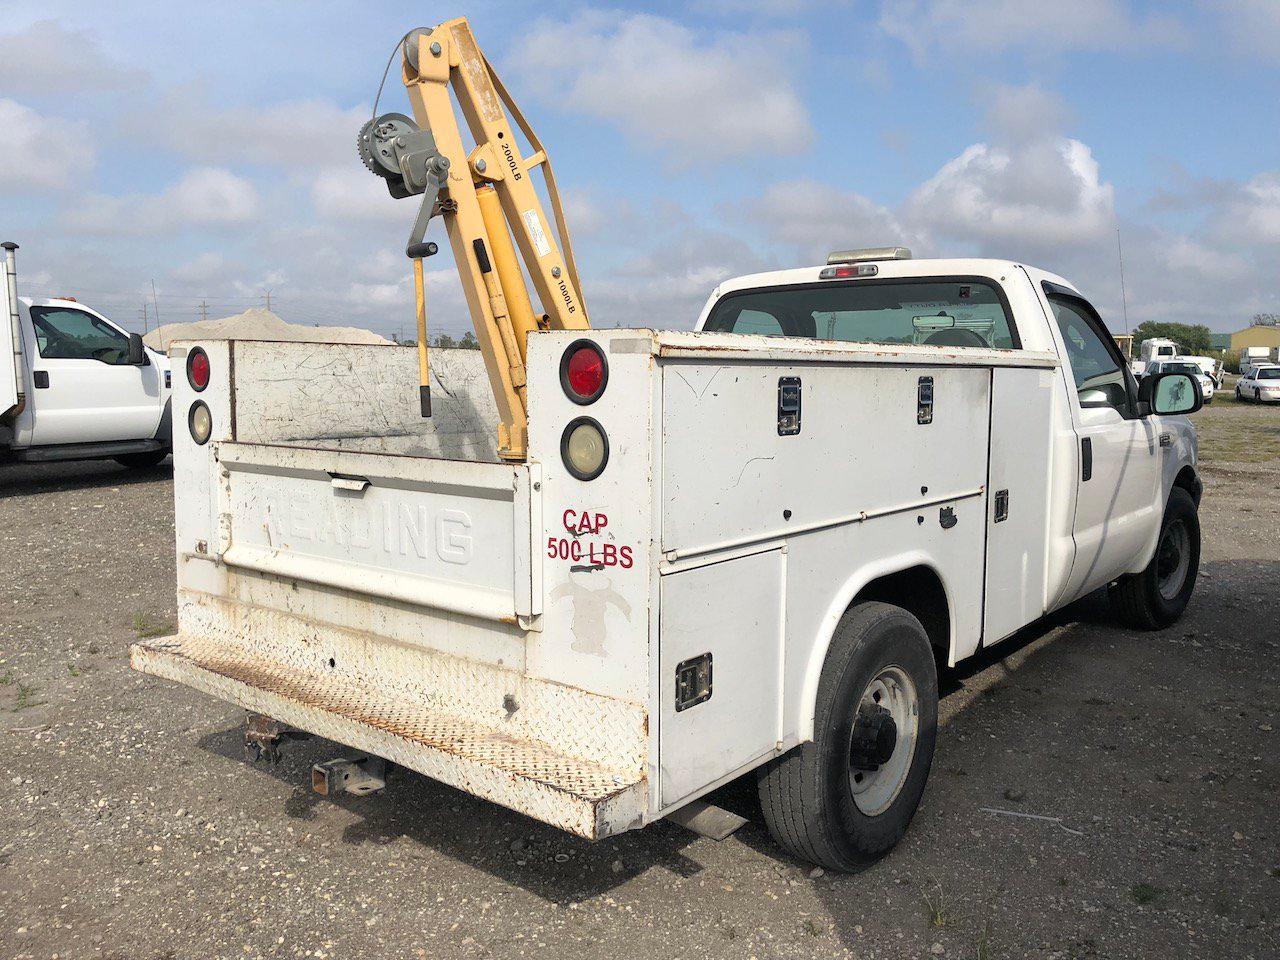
[702,278,1021,350]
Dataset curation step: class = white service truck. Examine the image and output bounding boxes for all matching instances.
[1,242,172,469]
[1239,346,1280,377]
[132,251,1205,870]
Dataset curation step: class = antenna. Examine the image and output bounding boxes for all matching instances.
[150,279,162,331]
[1116,227,1130,334]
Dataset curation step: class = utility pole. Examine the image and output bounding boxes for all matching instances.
[263,290,272,312]
[198,300,209,323]
[1116,227,1130,334]
[139,302,149,334]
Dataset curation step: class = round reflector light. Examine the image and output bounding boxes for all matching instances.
[187,347,210,392]
[560,417,609,480]
[189,401,213,445]
[560,340,607,404]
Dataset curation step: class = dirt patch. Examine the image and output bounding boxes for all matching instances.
[0,402,1276,959]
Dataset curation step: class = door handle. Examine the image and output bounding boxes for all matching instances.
[33,371,49,389]
[1081,437,1092,482]
[328,473,370,493]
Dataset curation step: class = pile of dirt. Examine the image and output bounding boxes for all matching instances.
[143,308,389,351]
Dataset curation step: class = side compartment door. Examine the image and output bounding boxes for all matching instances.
[25,304,161,445]
[659,549,784,809]
[1040,285,1160,601]
[983,365,1057,644]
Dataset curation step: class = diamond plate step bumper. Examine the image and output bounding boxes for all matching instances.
[131,636,647,840]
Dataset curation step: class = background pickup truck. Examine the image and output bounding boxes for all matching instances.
[132,252,1205,871]
[1,242,172,468]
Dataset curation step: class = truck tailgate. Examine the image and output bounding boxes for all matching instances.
[213,442,539,622]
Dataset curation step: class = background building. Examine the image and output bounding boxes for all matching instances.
[1230,323,1280,351]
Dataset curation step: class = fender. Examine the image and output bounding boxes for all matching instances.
[1125,418,1199,576]
[795,550,954,742]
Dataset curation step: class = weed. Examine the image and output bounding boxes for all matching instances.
[66,662,83,678]
[1131,883,1165,906]
[14,682,43,711]
[133,612,174,639]
[922,877,951,928]
[802,918,823,937]
[0,670,12,686]
[975,917,995,960]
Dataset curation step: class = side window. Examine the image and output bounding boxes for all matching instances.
[29,307,130,364]
[1045,293,1130,414]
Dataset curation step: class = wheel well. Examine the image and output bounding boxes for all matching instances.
[850,565,950,657]
[1173,465,1202,507]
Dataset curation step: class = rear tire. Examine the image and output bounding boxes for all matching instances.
[1109,486,1199,630]
[757,602,938,871]
[114,449,169,469]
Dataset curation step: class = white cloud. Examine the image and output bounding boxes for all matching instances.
[311,165,408,224]
[70,167,260,236]
[739,179,921,261]
[880,0,1187,57]
[1211,171,1280,245]
[171,252,227,285]
[137,94,369,170]
[0,98,95,190]
[1203,0,1280,59]
[0,20,146,96]
[511,12,812,161]
[907,138,1116,251]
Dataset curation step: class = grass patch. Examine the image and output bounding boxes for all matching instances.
[1130,882,1165,906]
[1193,387,1280,465]
[801,918,824,937]
[14,682,43,711]
[0,671,12,686]
[133,612,175,639]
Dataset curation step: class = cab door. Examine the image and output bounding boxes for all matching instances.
[24,302,162,445]
[1039,283,1161,602]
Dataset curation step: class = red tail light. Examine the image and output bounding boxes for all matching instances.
[187,347,210,392]
[560,340,607,404]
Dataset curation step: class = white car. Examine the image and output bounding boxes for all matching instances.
[1236,365,1280,403]
[1147,360,1214,404]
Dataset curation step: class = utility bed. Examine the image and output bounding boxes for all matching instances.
[135,328,1061,839]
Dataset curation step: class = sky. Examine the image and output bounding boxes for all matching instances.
[1,0,1277,340]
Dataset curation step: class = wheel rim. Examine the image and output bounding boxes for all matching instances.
[848,666,919,816]
[1156,520,1191,601]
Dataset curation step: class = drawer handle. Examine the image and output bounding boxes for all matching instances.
[328,473,370,493]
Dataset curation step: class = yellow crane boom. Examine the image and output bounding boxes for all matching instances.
[360,18,590,461]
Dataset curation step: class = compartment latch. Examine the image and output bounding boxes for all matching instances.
[674,652,713,712]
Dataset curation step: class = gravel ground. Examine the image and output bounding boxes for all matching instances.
[1,399,1277,960]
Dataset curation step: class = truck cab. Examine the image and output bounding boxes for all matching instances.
[2,243,172,468]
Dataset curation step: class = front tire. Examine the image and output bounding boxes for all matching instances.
[757,602,938,871]
[1108,487,1200,630]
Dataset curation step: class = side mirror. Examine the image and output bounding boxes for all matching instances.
[1138,371,1202,416]
[127,332,146,366]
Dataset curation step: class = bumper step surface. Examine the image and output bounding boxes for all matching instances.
[131,636,646,839]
